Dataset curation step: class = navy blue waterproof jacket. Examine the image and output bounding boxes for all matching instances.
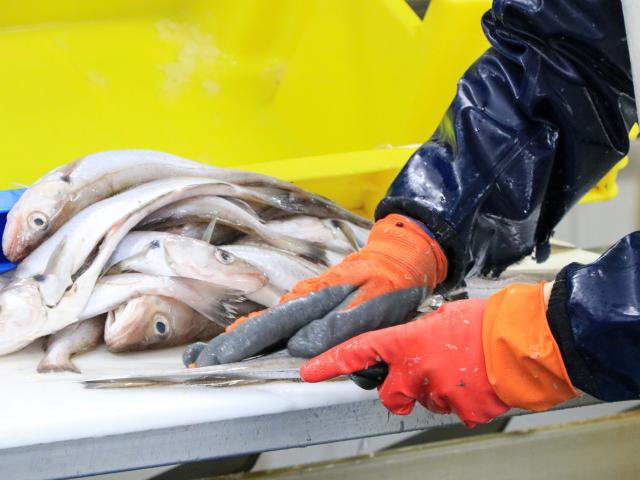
[376,0,638,403]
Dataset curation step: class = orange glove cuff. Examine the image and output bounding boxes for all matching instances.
[482,283,578,411]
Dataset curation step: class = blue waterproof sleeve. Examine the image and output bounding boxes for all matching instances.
[547,234,640,401]
[376,0,637,288]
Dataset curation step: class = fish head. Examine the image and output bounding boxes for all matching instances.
[105,295,198,352]
[0,279,48,355]
[163,238,267,292]
[3,177,74,262]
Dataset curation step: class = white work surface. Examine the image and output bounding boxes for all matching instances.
[0,246,604,480]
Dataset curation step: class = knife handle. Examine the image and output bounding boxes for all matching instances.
[349,363,389,390]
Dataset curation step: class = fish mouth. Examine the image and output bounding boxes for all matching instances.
[226,271,268,292]
[0,279,48,355]
[1,220,24,264]
[104,304,150,352]
[243,271,269,286]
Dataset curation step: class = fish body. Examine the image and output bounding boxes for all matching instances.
[15,177,250,306]
[248,187,372,229]
[140,196,326,263]
[158,222,208,239]
[37,316,105,374]
[264,216,369,252]
[82,274,243,326]
[158,222,242,244]
[3,149,302,262]
[222,243,323,306]
[104,295,223,353]
[0,178,264,355]
[106,231,267,294]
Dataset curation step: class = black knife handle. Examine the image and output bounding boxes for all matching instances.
[349,363,389,390]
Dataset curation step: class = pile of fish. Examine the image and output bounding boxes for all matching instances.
[0,150,371,373]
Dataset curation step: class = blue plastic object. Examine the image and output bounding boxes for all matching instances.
[0,188,25,272]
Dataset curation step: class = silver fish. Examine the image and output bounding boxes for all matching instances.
[14,178,273,307]
[0,178,268,356]
[37,316,105,374]
[104,296,224,353]
[263,216,369,252]
[84,350,309,389]
[158,222,242,245]
[236,186,371,230]
[222,243,324,306]
[105,231,267,294]
[158,222,208,239]
[81,274,243,326]
[139,196,328,262]
[3,149,303,262]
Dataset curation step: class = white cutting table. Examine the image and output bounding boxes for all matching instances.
[0,247,605,480]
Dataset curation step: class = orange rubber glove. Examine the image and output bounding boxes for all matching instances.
[301,283,578,427]
[184,214,448,367]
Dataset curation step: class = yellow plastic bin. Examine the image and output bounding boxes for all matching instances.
[0,0,630,223]
[0,0,492,214]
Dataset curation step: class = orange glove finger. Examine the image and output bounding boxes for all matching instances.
[300,329,389,382]
[377,370,419,415]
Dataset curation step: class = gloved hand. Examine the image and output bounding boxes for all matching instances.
[301,283,578,427]
[184,214,448,367]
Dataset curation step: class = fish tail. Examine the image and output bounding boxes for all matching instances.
[37,354,81,374]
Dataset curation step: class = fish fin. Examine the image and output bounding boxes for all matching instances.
[332,219,361,251]
[204,295,246,327]
[43,236,69,277]
[37,354,81,374]
[266,234,328,266]
[105,262,128,275]
[36,236,73,307]
[201,216,218,243]
[174,277,246,328]
[210,295,247,328]
[107,249,149,275]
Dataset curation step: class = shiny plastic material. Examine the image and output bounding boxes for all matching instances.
[0,189,24,273]
[483,283,577,411]
[377,0,637,288]
[555,233,640,402]
[622,0,640,117]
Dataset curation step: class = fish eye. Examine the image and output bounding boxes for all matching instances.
[155,321,166,334]
[28,211,49,231]
[215,249,234,265]
[154,314,168,335]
